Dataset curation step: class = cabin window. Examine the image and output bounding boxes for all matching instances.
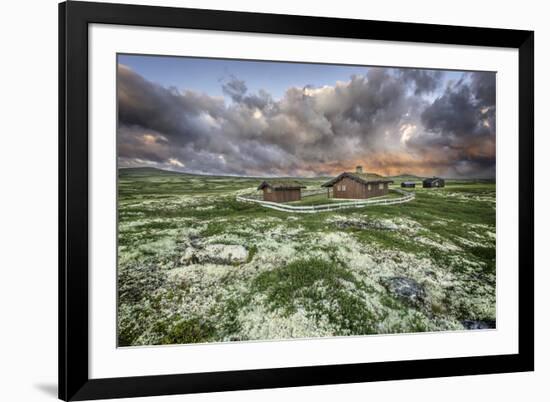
[342,185,346,191]
[379,183,384,190]
[368,184,371,191]
[266,188,272,193]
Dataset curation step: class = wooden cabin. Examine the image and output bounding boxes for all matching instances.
[422,177,445,188]
[401,181,416,188]
[257,180,306,203]
[321,166,394,199]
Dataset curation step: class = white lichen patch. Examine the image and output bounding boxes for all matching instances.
[235,187,261,196]
[325,214,422,233]
[453,236,488,248]
[193,205,215,211]
[237,296,338,340]
[414,236,461,252]
[391,217,423,233]
[119,216,194,232]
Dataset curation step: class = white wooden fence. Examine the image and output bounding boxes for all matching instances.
[236,189,415,213]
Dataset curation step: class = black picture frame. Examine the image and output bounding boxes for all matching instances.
[59,1,534,400]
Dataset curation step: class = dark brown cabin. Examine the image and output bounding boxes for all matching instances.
[321,166,394,199]
[257,180,306,203]
[422,177,445,188]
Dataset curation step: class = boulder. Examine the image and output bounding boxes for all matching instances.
[180,244,248,265]
[461,320,496,330]
[335,219,398,231]
[383,277,425,305]
[202,244,248,264]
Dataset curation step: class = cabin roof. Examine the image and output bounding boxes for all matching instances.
[257,180,307,190]
[423,177,444,184]
[321,172,394,187]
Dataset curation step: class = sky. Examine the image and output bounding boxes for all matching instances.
[117,54,496,178]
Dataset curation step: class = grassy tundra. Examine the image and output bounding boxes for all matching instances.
[117,167,496,346]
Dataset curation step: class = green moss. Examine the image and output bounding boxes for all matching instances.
[201,221,226,237]
[354,229,421,254]
[153,317,216,345]
[246,244,258,263]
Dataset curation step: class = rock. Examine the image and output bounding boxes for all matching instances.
[383,277,425,305]
[179,247,199,265]
[203,244,248,264]
[180,244,248,265]
[461,320,496,330]
[335,218,398,231]
[188,233,202,248]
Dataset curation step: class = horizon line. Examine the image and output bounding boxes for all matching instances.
[118,166,496,181]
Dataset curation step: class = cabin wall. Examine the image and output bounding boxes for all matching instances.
[332,177,389,199]
[263,188,301,202]
[263,188,275,202]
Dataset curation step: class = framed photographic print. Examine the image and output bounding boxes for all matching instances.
[59,1,534,400]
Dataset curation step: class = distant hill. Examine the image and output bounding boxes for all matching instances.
[387,173,496,183]
[118,167,187,176]
[119,167,334,180]
[119,167,267,179]
[388,173,424,181]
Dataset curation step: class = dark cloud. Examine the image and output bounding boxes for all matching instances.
[118,65,225,146]
[117,64,496,178]
[416,71,496,177]
[471,71,496,105]
[421,72,495,139]
[400,69,443,95]
[221,76,247,102]
[421,85,479,137]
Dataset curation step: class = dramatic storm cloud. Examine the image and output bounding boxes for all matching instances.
[117,58,496,178]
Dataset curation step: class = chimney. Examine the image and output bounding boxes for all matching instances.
[356,166,363,174]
